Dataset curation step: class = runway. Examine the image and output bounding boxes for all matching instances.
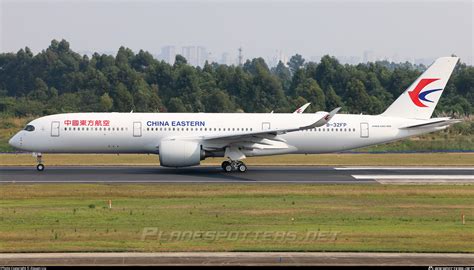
[1,165,473,184]
[1,252,473,266]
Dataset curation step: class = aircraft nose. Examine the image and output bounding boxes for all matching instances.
[8,134,21,149]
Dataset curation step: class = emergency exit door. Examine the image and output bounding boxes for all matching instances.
[360,122,369,138]
[51,121,60,137]
[262,122,271,131]
[133,122,142,137]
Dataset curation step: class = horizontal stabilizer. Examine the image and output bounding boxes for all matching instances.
[400,118,462,129]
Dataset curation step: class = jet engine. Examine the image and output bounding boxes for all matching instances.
[159,139,205,167]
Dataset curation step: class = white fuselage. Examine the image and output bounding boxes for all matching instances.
[9,112,445,157]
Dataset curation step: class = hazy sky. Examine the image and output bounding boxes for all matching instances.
[1,0,473,64]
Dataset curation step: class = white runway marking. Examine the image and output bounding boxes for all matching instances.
[352,174,474,184]
[336,167,474,170]
[352,175,474,180]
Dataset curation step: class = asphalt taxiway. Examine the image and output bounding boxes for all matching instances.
[0,166,473,184]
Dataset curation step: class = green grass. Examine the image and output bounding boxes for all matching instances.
[1,184,473,252]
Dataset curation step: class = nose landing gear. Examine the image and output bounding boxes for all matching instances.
[36,163,45,171]
[221,160,247,173]
[33,152,45,171]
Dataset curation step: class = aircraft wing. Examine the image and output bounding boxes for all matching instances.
[199,107,340,141]
[171,107,340,156]
[159,107,340,160]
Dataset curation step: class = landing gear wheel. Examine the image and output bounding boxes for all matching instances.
[221,161,230,170]
[238,163,247,173]
[222,160,248,172]
[36,163,45,171]
[34,153,44,171]
[224,163,233,172]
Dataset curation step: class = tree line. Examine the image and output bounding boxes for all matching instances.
[0,39,472,117]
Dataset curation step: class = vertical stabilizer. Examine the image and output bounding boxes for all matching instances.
[381,57,458,119]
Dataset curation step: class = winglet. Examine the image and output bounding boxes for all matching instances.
[293,103,311,114]
[300,107,341,130]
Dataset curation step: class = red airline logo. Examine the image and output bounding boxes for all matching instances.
[408,78,442,107]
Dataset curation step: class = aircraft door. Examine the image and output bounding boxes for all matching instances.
[133,122,142,137]
[262,122,271,131]
[51,121,60,137]
[360,122,369,138]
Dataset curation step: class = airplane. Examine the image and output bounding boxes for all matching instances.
[9,57,461,172]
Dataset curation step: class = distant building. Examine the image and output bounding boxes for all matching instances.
[220,52,232,65]
[335,55,361,65]
[196,46,208,66]
[363,50,375,63]
[182,46,197,66]
[160,46,176,64]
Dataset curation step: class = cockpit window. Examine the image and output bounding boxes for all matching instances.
[24,125,35,132]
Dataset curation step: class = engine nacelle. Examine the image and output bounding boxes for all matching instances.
[159,139,204,167]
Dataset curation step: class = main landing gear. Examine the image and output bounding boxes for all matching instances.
[34,152,45,171]
[221,160,247,173]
